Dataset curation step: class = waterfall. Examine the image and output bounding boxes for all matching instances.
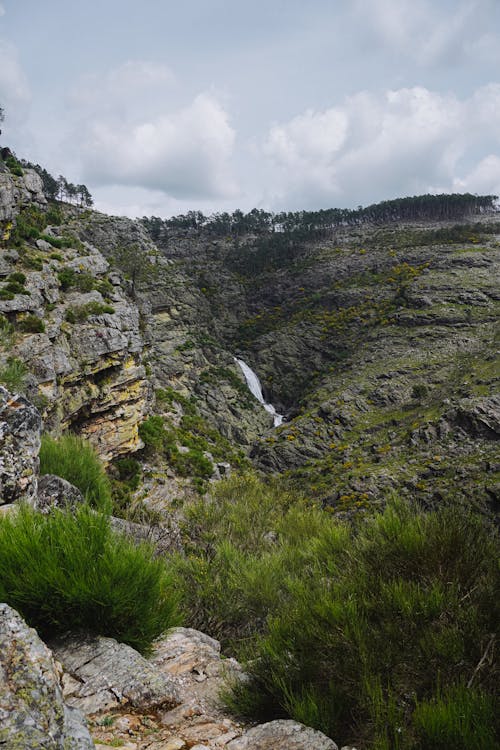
[235,358,283,427]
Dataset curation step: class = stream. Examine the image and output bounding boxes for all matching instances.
[235,358,283,427]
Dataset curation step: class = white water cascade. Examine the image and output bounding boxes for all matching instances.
[235,358,284,427]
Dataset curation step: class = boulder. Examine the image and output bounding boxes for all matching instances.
[226,719,338,750]
[454,395,500,438]
[0,602,93,749]
[0,386,41,507]
[37,474,84,512]
[109,515,183,556]
[51,633,180,715]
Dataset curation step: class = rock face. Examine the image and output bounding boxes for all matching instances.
[0,386,41,507]
[0,603,93,749]
[0,171,150,461]
[0,167,46,221]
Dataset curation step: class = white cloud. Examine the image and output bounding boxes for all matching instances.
[0,4,5,17]
[352,0,500,67]
[78,92,237,199]
[0,41,31,125]
[63,60,238,201]
[260,85,500,209]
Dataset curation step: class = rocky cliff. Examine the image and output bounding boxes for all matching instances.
[0,170,149,462]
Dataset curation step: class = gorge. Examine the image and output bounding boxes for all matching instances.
[0,157,498,749]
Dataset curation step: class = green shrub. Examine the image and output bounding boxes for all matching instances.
[0,504,181,653]
[412,684,499,750]
[18,314,45,333]
[5,155,23,176]
[0,357,28,392]
[4,280,29,295]
[0,288,14,300]
[39,434,112,509]
[40,234,66,249]
[114,456,142,490]
[227,500,499,746]
[57,267,76,290]
[21,254,43,270]
[173,479,499,747]
[8,272,27,284]
[139,415,167,451]
[65,301,115,322]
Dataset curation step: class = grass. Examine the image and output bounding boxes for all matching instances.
[39,433,112,509]
[0,504,181,653]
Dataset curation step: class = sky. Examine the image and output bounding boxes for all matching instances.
[1,0,500,218]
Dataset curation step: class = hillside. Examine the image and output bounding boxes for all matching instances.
[0,157,499,749]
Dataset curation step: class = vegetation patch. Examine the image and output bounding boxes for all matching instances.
[39,433,112,509]
[65,301,115,322]
[173,476,499,748]
[0,504,180,653]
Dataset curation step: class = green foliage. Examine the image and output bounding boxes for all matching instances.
[40,234,75,249]
[57,267,76,290]
[5,155,23,177]
[8,271,27,284]
[173,474,329,644]
[139,414,214,487]
[139,415,166,451]
[58,268,100,294]
[0,288,14,300]
[114,456,142,490]
[18,314,45,333]
[412,684,499,750]
[174,479,499,747]
[65,301,115,322]
[39,434,112,509]
[0,357,28,391]
[0,504,181,653]
[9,206,47,245]
[3,280,29,295]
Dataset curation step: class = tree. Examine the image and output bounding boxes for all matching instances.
[112,244,159,298]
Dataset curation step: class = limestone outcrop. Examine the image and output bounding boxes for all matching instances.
[0,385,41,507]
[0,167,46,221]
[0,172,150,461]
[0,603,93,749]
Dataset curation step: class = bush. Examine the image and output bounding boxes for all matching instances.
[8,272,27,284]
[0,504,181,653]
[57,267,76,290]
[5,155,23,177]
[227,499,499,746]
[4,281,29,295]
[173,479,499,747]
[18,314,45,333]
[65,301,115,322]
[412,684,499,750]
[114,456,142,490]
[39,433,112,509]
[0,357,27,392]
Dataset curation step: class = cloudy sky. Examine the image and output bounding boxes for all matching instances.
[1,0,500,218]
